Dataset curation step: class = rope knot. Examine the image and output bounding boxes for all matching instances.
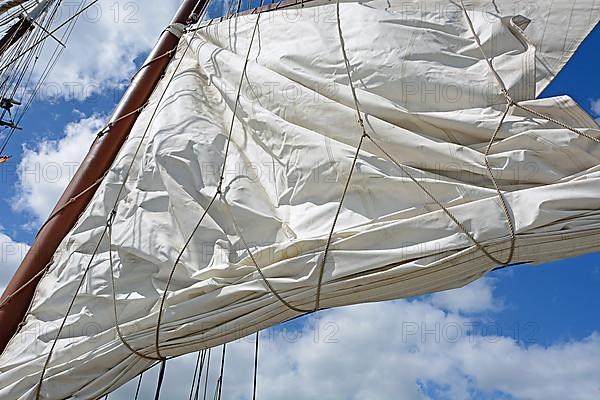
[97,126,110,138]
[216,177,225,195]
[501,89,515,106]
[107,209,117,227]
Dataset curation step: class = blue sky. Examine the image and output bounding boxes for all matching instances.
[0,3,599,399]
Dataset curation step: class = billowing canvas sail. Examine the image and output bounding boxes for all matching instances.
[1,0,599,398]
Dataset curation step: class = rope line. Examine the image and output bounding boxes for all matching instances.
[222,200,308,313]
[130,49,177,83]
[365,137,512,265]
[35,171,108,238]
[252,332,259,400]
[97,104,147,138]
[154,359,167,400]
[458,0,512,102]
[333,0,515,269]
[218,12,261,191]
[0,262,51,309]
[154,192,218,359]
[34,219,107,399]
[107,211,161,360]
[215,344,226,400]
[134,372,144,400]
[189,351,202,400]
[314,0,370,311]
[483,103,516,265]
[514,102,600,144]
[0,0,102,73]
[202,349,212,400]
[190,350,207,400]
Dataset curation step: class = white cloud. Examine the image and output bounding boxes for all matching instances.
[0,229,29,294]
[106,279,600,400]
[591,99,600,116]
[429,277,501,314]
[35,0,181,100]
[14,114,104,222]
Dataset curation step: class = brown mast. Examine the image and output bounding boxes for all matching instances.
[0,0,205,353]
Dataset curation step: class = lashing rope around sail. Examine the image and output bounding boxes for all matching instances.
[107,211,161,360]
[332,0,518,269]
[458,0,600,148]
[0,262,51,308]
[96,104,148,138]
[129,49,177,83]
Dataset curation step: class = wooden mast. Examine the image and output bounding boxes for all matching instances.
[0,0,205,353]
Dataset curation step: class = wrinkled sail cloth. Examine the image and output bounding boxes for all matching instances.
[1,0,599,398]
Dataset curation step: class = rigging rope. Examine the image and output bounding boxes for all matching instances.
[190,350,207,400]
[154,359,167,400]
[189,351,203,400]
[0,262,51,308]
[0,0,101,73]
[0,0,30,14]
[252,332,259,400]
[215,344,226,400]
[34,172,108,239]
[314,0,371,311]
[0,0,82,155]
[201,348,212,400]
[134,372,144,400]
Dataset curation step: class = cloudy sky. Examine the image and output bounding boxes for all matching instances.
[0,1,599,399]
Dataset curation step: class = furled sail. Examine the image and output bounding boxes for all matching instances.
[1,0,599,398]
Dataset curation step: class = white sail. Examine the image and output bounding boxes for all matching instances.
[1,0,599,398]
